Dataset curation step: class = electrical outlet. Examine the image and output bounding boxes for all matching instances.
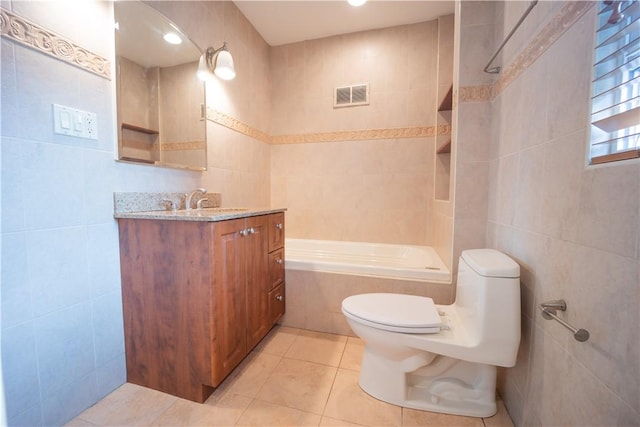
[84,111,97,139]
[53,104,98,140]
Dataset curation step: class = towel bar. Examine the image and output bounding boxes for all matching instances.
[484,0,539,73]
[539,300,590,342]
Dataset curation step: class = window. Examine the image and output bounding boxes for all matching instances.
[589,0,640,165]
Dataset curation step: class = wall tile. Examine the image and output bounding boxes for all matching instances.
[92,290,125,367]
[10,45,84,145]
[82,150,120,224]
[575,161,639,259]
[517,56,549,150]
[513,145,544,233]
[534,236,574,345]
[496,153,518,226]
[460,1,495,27]
[540,130,585,242]
[20,141,86,229]
[7,404,42,427]
[12,0,112,57]
[95,354,127,400]
[1,322,40,420]
[458,20,494,87]
[454,161,489,219]
[1,39,18,134]
[544,9,593,140]
[1,232,32,328]
[86,222,122,298]
[495,83,521,157]
[41,373,98,427]
[34,302,95,395]
[27,226,90,316]
[1,138,25,232]
[272,138,433,244]
[455,103,491,164]
[568,245,639,410]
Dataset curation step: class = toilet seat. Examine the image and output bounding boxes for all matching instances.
[342,293,442,333]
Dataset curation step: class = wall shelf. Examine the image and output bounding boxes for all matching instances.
[438,85,453,112]
[436,140,451,154]
[121,122,159,135]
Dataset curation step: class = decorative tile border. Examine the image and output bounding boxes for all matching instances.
[207,107,449,145]
[0,7,110,80]
[206,108,271,144]
[271,125,448,145]
[460,1,594,104]
[459,85,492,103]
[159,141,206,151]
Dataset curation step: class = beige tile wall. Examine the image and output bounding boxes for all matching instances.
[150,1,272,207]
[450,2,496,283]
[271,137,433,245]
[270,21,441,245]
[456,2,640,425]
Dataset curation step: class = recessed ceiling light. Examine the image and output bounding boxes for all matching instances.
[348,0,367,6]
[163,32,182,45]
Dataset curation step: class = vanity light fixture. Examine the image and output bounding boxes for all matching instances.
[348,0,367,6]
[197,42,236,81]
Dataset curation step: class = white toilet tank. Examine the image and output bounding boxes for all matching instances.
[454,249,521,367]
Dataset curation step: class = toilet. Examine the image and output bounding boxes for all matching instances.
[342,249,520,418]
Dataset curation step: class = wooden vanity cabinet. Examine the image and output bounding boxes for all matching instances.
[118,212,284,403]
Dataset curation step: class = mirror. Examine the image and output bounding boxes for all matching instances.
[114,1,207,171]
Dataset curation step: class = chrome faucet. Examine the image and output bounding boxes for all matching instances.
[185,188,206,210]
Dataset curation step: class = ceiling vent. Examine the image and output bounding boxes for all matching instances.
[334,84,369,108]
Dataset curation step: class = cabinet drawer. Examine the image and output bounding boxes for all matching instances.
[268,213,285,251]
[268,248,285,289]
[268,283,285,325]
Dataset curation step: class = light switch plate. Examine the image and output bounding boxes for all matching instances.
[53,104,98,140]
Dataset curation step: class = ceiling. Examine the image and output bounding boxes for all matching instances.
[233,1,455,46]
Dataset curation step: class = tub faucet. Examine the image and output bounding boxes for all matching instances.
[186,188,206,210]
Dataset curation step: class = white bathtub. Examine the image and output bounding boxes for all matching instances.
[285,238,450,283]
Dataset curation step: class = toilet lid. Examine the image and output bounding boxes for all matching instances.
[342,293,442,334]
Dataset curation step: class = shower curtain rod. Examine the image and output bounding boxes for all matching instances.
[484,0,539,74]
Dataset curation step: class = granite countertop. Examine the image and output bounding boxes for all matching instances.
[114,207,286,222]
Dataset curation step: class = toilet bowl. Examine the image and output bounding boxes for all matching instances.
[342,249,520,417]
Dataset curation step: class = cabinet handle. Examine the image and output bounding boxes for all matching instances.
[276,295,284,301]
[275,223,283,230]
[248,227,255,234]
[240,229,248,236]
[275,258,283,264]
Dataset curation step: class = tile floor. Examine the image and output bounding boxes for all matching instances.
[67,326,514,427]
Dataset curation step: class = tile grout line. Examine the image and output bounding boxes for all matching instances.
[318,338,351,424]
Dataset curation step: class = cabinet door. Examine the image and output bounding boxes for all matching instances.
[245,215,270,350]
[268,213,285,252]
[212,219,247,384]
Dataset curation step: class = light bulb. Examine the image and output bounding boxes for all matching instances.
[163,32,182,45]
[214,49,236,80]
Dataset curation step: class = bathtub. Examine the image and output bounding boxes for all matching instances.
[285,238,450,283]
[281,238,452,335]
